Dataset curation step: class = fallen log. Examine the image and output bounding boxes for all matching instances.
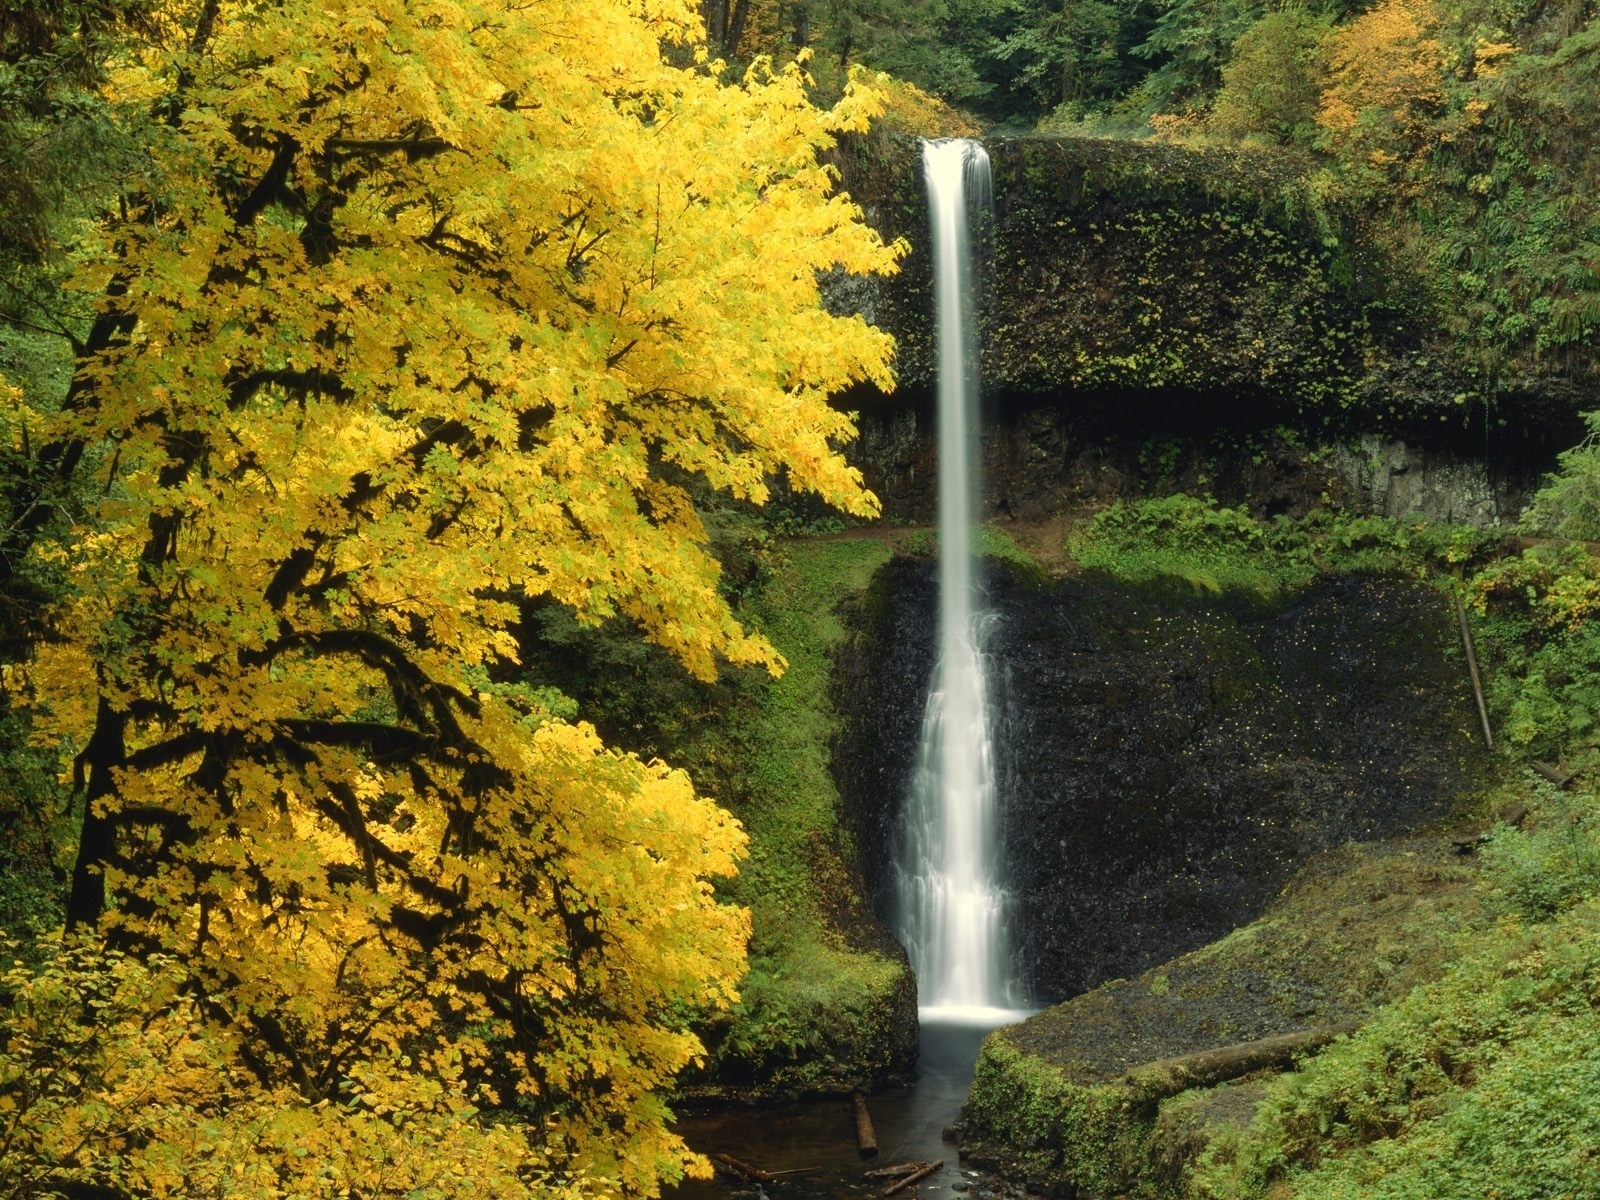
[864,1161,933,1181]
[1455,595,1494,751]
[1532,761,1574,789]
[881,1160,942,1196]
[854,1093,879,1159]
[1118,1025,1357,1105]
[712,1153,776,1185]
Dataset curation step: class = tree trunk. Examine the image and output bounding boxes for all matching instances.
[724,0,751,54]
[854,1092,878,1159]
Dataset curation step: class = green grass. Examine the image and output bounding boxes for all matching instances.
[704,536,914,1092]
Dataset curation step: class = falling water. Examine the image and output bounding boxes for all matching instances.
[893,139,1016,1018]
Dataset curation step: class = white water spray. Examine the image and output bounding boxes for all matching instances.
[893,139,1018,1020]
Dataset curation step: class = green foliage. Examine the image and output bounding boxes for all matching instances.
[975,524,1047,576]
[1195,822,1600,1200]
[1414,18,1600,373]
[1455,421,1600,765]
[1469,542,1600,761]
[1132,0,1257,111]
[1205,7,1332,145]
[1067,494,1493,598]
[714,942,905,1081]
[1481,782,1600,920]
[0,2,151,269]
[1520,410,1600,541]
[0,706,68,942]
[1069,494,1313,596]
[964,1035,1155,1195]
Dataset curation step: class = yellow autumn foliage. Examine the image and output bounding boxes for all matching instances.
[3,0,903,1194]
[1315,0,1445,185]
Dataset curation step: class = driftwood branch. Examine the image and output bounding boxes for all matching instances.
[865,1162,935,1180]
[1117,1025,1356,1105]
[712,1153,775,1184]
[854,1092,879,1159]
[1455,595,1494,751]
[881,1161,942,1196]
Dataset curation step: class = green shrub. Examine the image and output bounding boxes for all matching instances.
[1481,782,1600,920]
[1195,900,1600,1200]
[1068,494,1315,597]
[1067,495,1494,599]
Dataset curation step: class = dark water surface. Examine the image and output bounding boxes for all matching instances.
[671,1014,1029,1200]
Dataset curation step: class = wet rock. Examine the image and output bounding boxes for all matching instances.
[834,560,1488,1004]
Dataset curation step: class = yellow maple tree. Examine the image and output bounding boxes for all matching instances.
[1315,0,1445,187]
[3,0,901,1194]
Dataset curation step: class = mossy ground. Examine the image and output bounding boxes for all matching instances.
[961,824,1490,1196]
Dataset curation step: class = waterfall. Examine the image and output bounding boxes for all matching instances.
[893,138,1017,1019]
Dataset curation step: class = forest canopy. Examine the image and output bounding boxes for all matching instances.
[0,0,901,1195]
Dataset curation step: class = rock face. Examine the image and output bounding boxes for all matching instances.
[826,134,1586,526]
[833,559,1487,1005]
[853,406,1535,528]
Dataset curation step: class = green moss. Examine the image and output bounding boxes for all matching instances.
[965,1036,1159,1196]
[962,831,1487,1197]
[699,537,917,1094]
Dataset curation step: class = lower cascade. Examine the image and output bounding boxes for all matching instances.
[892,138,1021,1019]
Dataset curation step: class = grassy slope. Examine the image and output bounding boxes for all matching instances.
[694,536,917,1095]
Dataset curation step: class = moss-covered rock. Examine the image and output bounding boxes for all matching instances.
[960,833,1488,1196]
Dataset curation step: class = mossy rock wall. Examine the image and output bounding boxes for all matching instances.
[829,135,1586,522]
[834,561,1488,1004]
[516,537,917,1098]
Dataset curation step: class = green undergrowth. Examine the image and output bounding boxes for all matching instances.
[1067,494,1496,600]
[0,704,69,945]
[1193,780,1600,1200]
[1469,542,1600,767]
[708,536,913,1093]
